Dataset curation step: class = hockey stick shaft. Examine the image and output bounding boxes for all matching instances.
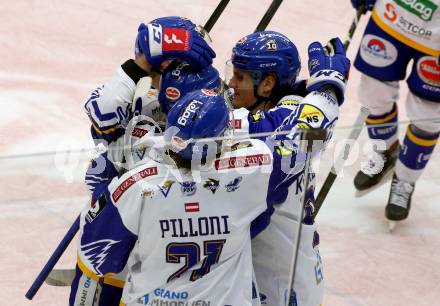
[311,6,368,218]
[287,129,326,306]
[25,216,80,300]
[343,6,367,49]
[25,3,232,300]
[313,106,370,218]
[254,0,283,32]
[203,0,230,33]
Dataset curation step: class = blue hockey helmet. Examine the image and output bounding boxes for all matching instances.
[135,16,198,69]
[159,61,221,114]
[231,31,301,88]
[165,89,229,161]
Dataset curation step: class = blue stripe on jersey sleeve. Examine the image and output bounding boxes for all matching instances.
[247,107,293,140]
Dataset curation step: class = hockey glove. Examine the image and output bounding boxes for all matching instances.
[135,23,216,71]
[351,0,376,11]
[306,38,351,105]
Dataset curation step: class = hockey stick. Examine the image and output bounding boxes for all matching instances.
[254,0,283,32]
[25,216,80,299]
[313,106,370,218]
[343,5,367,49]
[203,0,230,32]
[287,128,327,306]
[310,6,369,218]
[25,2,232,300]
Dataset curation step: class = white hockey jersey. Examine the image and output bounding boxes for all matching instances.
[77,138,274,306]
[234,91,339,306]
[372,0,440,56]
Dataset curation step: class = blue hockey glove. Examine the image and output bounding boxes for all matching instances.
[135,22,216,71]
[351,0,376,11]
[306,38,351,105]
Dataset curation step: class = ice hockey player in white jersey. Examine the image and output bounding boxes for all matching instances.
[85,60,221,199]
[224,31,351,305]
[83,16,215,144]
[69,89,307,306]
[82,17,219,198]
[350,0,440,225]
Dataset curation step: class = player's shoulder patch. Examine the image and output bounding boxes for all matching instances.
[276,95,303,109]
[112,166,158,202]
[86,194,107,223]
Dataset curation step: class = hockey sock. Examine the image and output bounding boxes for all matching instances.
[395,124,439,183]
[366,103,398,150]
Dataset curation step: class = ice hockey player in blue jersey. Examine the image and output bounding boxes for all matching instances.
[70,89,290,306]
[224,31,350,306]
[350,0,440,224]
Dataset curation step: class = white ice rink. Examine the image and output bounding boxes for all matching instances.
[1,1,439,305]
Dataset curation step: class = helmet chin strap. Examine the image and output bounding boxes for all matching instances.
[247,85,270,112]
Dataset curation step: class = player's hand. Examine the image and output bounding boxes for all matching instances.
[135,23,216,70]
[306,38,351,105]
[351,0,376,11]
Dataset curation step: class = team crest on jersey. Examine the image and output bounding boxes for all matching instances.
[203,178,220,194]
[86,194,107,223]
[80,239,121,275]
[158,180,175,197]
[135,147,147,160]
[225,176,242,192]
[142,186,156,198]
[180,181,197,196]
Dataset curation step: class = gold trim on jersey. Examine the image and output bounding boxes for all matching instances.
[91,120,120,135]
[77,255,125,288]
[371,9,440,57]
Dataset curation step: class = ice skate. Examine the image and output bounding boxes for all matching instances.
[354,141,399,197]
[386,174,415,231]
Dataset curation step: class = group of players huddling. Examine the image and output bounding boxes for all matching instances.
[63,0,439,305]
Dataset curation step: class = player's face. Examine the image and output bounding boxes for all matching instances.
[228,68,257,109]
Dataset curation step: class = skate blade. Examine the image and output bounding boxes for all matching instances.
[354,170,394,198]
[45,269,75,287]
[388,221,397,232]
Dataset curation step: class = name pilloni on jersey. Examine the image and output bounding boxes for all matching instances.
[76,64,340,305]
